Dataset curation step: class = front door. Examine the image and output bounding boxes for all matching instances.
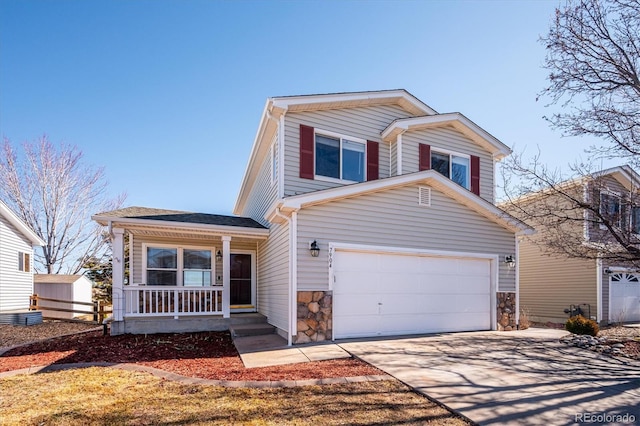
[230,253,253,307]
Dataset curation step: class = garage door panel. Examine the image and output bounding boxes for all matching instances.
[333,249,492,339]
[609,273,640,323]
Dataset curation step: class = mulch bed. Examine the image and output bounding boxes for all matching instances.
[0,331,382,381]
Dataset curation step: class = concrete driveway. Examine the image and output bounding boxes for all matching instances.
[339,328,640,425]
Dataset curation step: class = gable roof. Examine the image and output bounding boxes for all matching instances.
[381,113,512,160]
[266,171,533,235]
[502,165,640,205]
[34,274,90,284]
[233,89,437,215]
[0,199,45,246]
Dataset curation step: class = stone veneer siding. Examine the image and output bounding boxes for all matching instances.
[295,291,332,344]
[497,292,518,331]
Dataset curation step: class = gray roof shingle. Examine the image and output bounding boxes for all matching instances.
[95,206,267,229]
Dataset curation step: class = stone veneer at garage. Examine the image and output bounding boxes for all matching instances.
[295,290,521,344]
[295,291,332,343]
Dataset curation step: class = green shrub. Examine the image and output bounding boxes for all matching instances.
[565,315,599,336]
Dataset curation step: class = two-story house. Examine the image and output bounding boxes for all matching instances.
[0,199,45,324]
[506,165,640,326]
[93,89,532,344]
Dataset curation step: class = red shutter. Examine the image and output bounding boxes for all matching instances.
[366,140,379,181]
[419,143,431,171]
[471,155,480,195]
[299,124,314,179]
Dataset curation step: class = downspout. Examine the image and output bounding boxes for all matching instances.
[278,112,286,199]
[596,257,603,323]
[397,133,403,176]
[273,207,296,346]
[515,233,522,328]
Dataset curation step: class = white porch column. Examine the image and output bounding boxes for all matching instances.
[112,227,125,321]
[222,236,231,318]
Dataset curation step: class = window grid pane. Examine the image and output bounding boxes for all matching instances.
[451,156,470,189]
[342,140,365,182]
[431,152,450,178]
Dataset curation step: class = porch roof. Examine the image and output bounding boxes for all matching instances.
[92,206,269,239]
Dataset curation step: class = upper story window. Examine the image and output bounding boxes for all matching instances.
[599,192,622,228]
[145,246,213,286]
[431,150,470,190]
[18,252,30,272]
[631,206,640,234]
[315,132,366,183]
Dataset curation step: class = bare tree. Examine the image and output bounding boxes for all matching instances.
[0,135,125,274]
[540,0,640,162]
[501,153,640,266]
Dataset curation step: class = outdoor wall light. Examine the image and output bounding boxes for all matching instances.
[216,250,222,262]
[504,255,515,268]
[309,240,320,257]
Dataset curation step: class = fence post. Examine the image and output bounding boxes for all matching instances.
[29,294,38,311]
[93,301,99,322]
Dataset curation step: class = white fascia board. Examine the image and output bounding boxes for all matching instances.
[270,89,437,116]
[91,215,269,239]
[381,113,512,160]
[0,200,45,246]
[233,99,279,215]
[275,171,533,234]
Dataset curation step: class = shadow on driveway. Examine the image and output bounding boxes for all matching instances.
[340,329,640,425]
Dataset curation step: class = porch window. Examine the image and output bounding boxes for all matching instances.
[183,249,212,287]
[145,246,214,286]
[146,248,177,285]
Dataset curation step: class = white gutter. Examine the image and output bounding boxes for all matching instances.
[273,207,295,346]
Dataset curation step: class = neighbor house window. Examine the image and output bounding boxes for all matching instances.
[431,151,470,189]
[631,206,640,234]
[600,192,622,227]
[18,252,30,272]
[145,246,213,286]
[315,132,366,182]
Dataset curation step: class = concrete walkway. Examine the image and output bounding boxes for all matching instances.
[233,334,351,368]
[340,328,640,425]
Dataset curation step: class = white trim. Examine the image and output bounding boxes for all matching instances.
[278,113,285,200]
[596,257,603,322]
[222,236,231,318]
[0,200,45,246]
[92,215,269,239]
[268,170,533,235]
[290,211,298,346]
[515,235,521,327]
[141,243,216,287]
[397,134,403,176]
[328,242,499,332]
[381,113,511,160]
[128,233,134,286]
[270,89,437,116]
[314,128,367,183]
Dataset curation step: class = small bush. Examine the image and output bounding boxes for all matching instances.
[565,315,599,336]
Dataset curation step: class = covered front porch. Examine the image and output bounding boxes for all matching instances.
[92,207,269,335]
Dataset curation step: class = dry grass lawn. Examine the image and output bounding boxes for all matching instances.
[0,367,469,425]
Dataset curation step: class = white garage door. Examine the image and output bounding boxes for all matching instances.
[610,273,640,323]
[332,249,492,339]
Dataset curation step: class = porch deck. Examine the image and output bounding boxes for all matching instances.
[110,312,267,335]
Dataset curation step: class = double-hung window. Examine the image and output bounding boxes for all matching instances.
[18,252,30,272]
[145,246,213,286]
[315,132,366,183]
[431,150,470,189]
[631,206,640,234]
[599,192,622,228]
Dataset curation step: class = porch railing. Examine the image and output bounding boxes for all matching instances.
[123,285,224,317]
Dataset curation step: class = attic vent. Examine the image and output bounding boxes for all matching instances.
[418,187,431,206]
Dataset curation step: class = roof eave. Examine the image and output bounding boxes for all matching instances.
[0,201,45,246]
[92,215,269,238]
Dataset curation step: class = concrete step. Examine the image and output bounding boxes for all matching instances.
[230,322,276,338]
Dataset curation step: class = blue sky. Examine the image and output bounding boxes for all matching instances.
[0,0,607,215]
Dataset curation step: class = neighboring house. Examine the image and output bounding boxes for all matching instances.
[34,274,94,320]
[506,166,640,325]
[93,89,532,344]
[0,200,45,320]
